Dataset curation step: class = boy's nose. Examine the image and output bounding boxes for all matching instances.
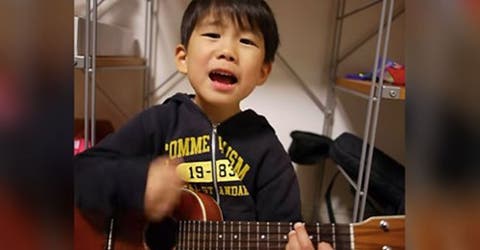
[218,52,236,62]
[216,44,237,62]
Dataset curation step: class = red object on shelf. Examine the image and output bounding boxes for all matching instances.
[73,119,114,155]
[74,137,90,155]
[386,63,405,86]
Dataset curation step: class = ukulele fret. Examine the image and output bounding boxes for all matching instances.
[222,221,226,249]
[176,221,180,250]
[257,221,269,249]
[316,222,320,246]
[247,221,250,249]
[288,222,293,246]
[238,221,242,250]
[188,220,192,250]
[198,221,201,249]
[215,221,219,250]
[256,221,260,250]
[266,222,270,249]
[195,222,198,250]
[192,221,200,249]
[189,221,192,250]
[183,221,186,250]
[186,221,189,250]
[202,220,206,250]
[183,220,187,250]
[177,221,182,250]
[230,220,233,249]
[332,223,336,249]
[277,222,281,249]
[205,221,212,249]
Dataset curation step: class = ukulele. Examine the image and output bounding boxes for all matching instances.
[75,189,404,250]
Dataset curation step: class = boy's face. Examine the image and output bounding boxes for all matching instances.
[175,13,272,110]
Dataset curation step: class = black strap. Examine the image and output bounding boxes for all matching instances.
[325,171,340,224]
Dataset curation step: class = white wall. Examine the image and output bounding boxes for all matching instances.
[74,0,405,223]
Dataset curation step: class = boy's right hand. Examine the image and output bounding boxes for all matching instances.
[144,156,184,221]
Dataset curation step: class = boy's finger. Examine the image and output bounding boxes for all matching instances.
[286,230,299,250]
[317,242,333,250]
[151,156,182,167]
[167,157,183,167]
[293,222,314,249]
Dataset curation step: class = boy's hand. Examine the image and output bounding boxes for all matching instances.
[144,156,184,221]
[285,222,333,250]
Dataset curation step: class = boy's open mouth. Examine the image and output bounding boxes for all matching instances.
[209,70,238,85]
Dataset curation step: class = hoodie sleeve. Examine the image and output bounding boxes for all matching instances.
[74,111,154,218]
[255,136,303,222]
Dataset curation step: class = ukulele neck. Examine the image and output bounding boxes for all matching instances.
[176,220,352,250]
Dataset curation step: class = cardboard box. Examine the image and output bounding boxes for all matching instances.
[74,16,138,56]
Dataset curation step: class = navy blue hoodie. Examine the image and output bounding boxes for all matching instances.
[75,93,302,222]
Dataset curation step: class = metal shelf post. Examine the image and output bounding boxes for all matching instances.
[81,0,155,147]
[324,0,399,222]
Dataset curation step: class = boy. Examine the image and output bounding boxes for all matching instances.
[75,0,331,249]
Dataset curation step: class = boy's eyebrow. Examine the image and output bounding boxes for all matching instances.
[197,17,224,28]
[198,17,260,37]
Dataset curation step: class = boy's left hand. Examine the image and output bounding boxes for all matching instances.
[285,222,333,250]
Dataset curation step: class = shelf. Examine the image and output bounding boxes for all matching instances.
[335,78,405,100]
[74,55,145,70]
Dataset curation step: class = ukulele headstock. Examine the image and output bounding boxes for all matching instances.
[352,215,405,250]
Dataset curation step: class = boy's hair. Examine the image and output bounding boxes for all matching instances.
[180,0,279,63]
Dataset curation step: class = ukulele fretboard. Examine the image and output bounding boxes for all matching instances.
[176,220,353,250]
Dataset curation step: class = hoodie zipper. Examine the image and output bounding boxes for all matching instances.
[211,124,220,204]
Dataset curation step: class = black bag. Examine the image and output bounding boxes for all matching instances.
[288,130,333,165]
[328,133,405,220]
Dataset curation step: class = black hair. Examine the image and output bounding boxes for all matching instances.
[180,0,279,63]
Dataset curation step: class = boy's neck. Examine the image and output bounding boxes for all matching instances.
[193,97,241,125]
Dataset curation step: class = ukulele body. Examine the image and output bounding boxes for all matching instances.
[74,189,222,250]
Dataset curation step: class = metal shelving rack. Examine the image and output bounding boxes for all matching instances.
[324,0,405,222]
[77,0,155,147]
[75,1,156,245]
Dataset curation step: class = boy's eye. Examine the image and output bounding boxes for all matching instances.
[240,38,257,47]
[202,33,220,39]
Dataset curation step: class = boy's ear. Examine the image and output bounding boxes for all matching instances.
[256,62,272,86]
[175,44,188,74]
